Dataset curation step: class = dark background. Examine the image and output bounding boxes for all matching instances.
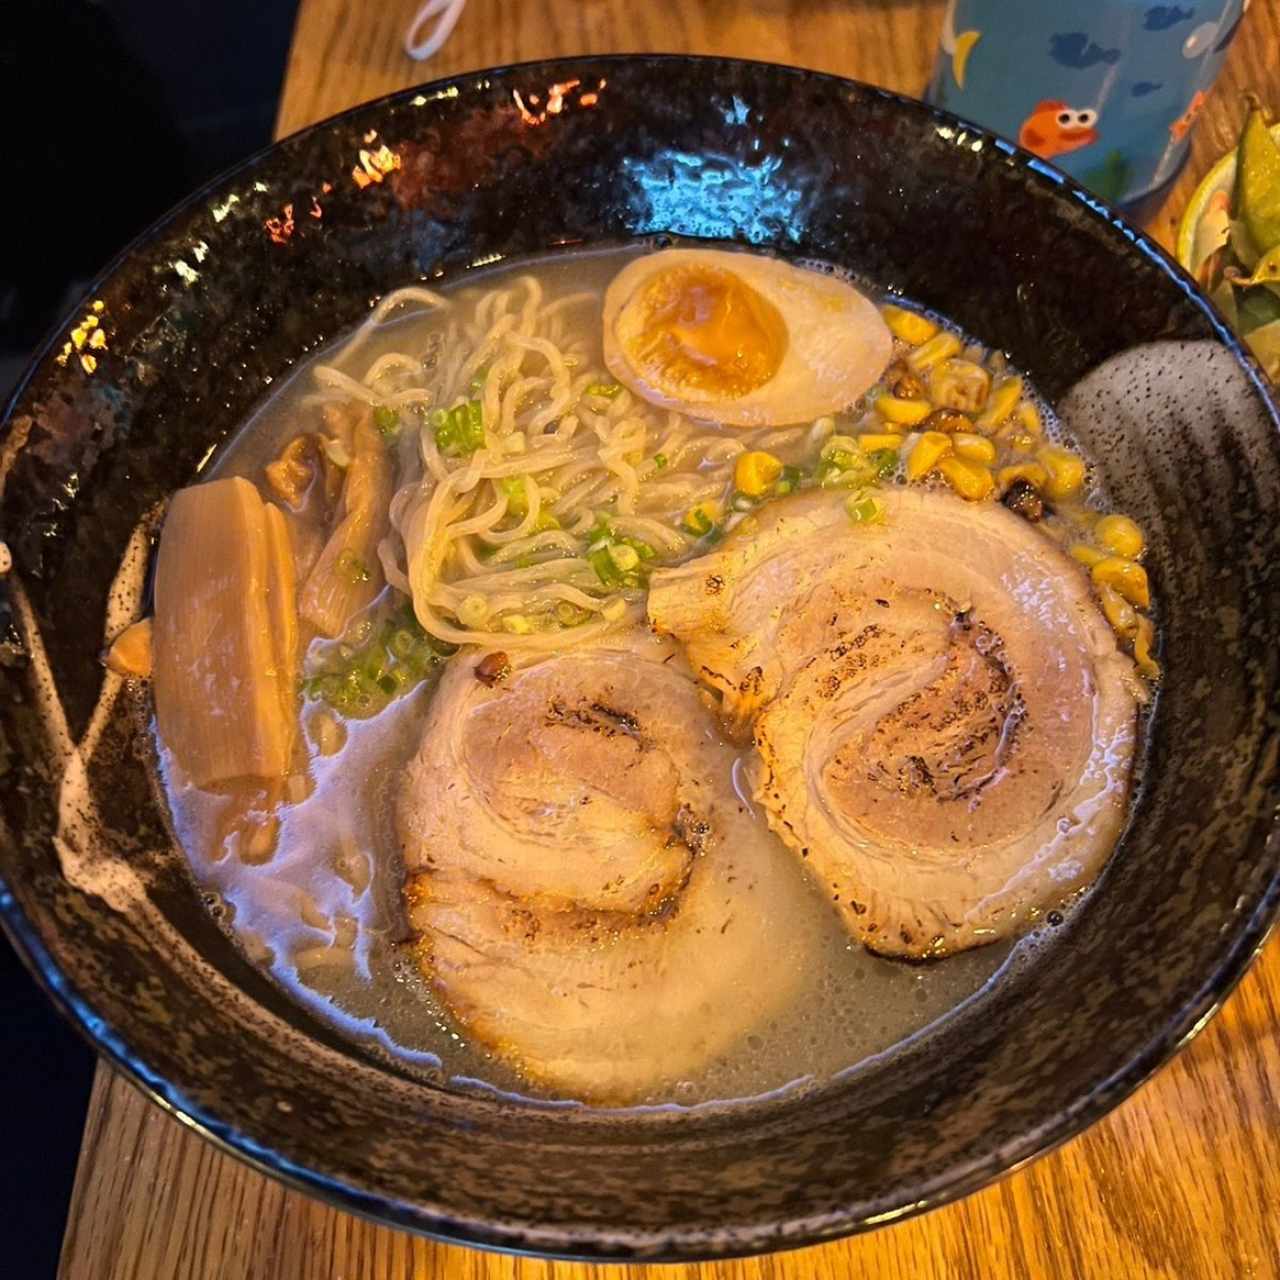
[1,2,298,1271]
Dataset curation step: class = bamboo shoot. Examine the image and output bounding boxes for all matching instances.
[153,477,299,787]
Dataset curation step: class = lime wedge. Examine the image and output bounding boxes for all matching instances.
[1177,121,1280,271]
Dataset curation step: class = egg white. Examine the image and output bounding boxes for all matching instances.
[601,249,892,428]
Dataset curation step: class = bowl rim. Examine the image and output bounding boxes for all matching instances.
[2,51,1279,1262]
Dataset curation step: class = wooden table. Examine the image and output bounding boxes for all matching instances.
[59,3,1280,1277]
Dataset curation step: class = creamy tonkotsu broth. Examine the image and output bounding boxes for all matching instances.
[143,244,1154,1107]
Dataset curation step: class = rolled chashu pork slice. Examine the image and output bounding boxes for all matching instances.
[647,488,1139,959]
[398,629,816,1102]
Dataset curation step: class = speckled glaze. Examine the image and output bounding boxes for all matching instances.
[0,57,1277,1261]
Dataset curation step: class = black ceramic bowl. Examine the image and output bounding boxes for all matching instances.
[1,55,1278,1261]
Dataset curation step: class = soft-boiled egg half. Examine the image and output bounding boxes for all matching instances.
[602,249,892,427]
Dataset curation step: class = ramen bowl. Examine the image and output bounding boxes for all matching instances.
[1,56,1277,1260]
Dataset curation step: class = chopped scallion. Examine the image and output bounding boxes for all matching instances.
[845,491,885,525]
[682,507,714,537]
[498,475,530,516]
[866,448,899,479]
[337,551,371,584]
[432,399,485,455]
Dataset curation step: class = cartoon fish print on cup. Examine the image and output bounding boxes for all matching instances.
[939,0,982,90]
[1019,102,1101,160]
[926,0,1249,207]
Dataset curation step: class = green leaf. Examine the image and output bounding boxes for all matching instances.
[1236,106,1280,254]
[1245,317,1280,378]
[1228,242,1280,288]
[1211,278,1240,331]
[1238,284,1280,332]
[1229,219,1261,271]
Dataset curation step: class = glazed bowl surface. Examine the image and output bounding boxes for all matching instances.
[1,55,1278,1260]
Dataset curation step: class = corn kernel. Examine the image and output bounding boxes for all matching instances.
[1070,544,1107,568]
[1133,615,1161,680]
[1096,513,1145,559]
[734,450,783,497]
[608,543,640,572]
[906,430,954,480]
[976,376,1023,429]
[858,433,904,452]
[930,359,991,413]
[1015,399,1042,434]
[1096,583,1137,639]
[1039,445,1087,499]
[875,395,933,426]
[936,455,994,501]
[458,594,490,628]
[104,618,153,678]
[682,499,722,536]
[1091,557,1150,608]
[906,331,962,374]
[881,304,938,345]
[998,463,1049,491]
[953,433,997,464]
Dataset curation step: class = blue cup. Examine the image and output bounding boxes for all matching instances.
[926,0,1248,207]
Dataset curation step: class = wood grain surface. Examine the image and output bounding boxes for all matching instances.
[60,2,1280,1277]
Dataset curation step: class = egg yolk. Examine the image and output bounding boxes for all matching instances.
[625,264,787,399]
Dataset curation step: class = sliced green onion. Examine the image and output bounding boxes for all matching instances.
[373,405,400,437]
[845,491,885,525]
[337,551,371,584]
[498,475,530,517]
[776,464,803,495]
[653,452,669,469]
[389,629,417,660]
[555,601,590,626]
[866,448,899,479]
[589,546,624,587]
[608,543,640,572]
[433,399,485,455]
[682,508,714,537]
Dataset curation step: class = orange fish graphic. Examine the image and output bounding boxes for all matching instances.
[1170,90,1208,142]
[1018,101,1100,160]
